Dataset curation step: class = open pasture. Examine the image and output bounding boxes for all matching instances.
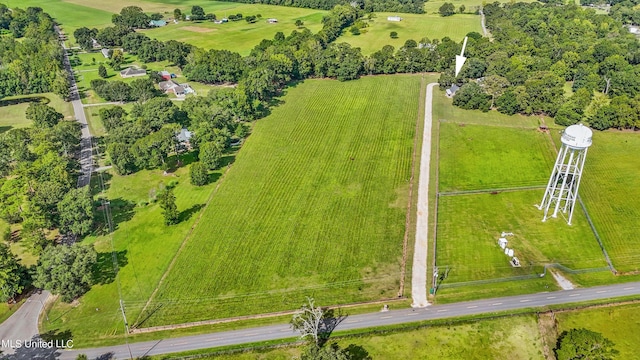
[0,93,74,133]
[136,75,423,326]
[436,191,608,285]
[337,13,481,55]
[578,131,640,273]
[438,123,557,192]
[139,4,326,55]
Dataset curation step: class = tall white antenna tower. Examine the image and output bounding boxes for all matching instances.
[538,124,593,225]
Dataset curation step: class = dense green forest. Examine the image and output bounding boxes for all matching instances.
[0,5,68,100]
[0,5,94,303]
[447,2,640,130]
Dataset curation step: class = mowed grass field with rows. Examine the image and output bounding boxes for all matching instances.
[571,131,640,273]
[136,75,423,326]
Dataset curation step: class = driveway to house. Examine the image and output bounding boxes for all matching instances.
[411,82,438,308]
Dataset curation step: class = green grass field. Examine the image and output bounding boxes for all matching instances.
[0,93,74,133]
[136,75,423,326]
[337,13,482,55]
[197,315,544,360]
[140,5,326,55]
[438,123,556,192]
[431,89,612,302]
[1,0,113,38]
[579,131,640,273]
[556,303,640,359]
[436,191,608,283]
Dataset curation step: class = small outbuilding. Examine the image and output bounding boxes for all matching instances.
[159,70,172,81]
[149,19,167,27]
[101,48,110,59]
[267,18,278,24]
[387,16,402,21]
[446,84,460,97]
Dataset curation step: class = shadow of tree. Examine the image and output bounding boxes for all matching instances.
[108,198,136,230]
[166,151,198,173]
[40,329,73,343]
[92,250,128,285]
[179,204,204,223]
[207,172,221,184]
[1,335,61,359]
[94,353,115,360]
[0,96,46,107]
[345,344,372,360]
[318,308,347,347]
[219,154,236,168]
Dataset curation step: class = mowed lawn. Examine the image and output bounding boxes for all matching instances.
[556,303,640,359]
[436,191,608,284]
[42,159,222,345]
[579,131,640,273]
[438,123,557,192]
[142,75,423,326]
[337,13,481,55]
[0,93,74,133]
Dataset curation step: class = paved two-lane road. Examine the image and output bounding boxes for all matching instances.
[57,26,93,188]
[56,282,640,360]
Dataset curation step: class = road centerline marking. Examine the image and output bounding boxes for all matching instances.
[519,299,531,303]
[569,294,581,297]
[491,303,503,306]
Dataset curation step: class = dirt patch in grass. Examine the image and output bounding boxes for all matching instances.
[181,26,215,33]
[537,311,558,360]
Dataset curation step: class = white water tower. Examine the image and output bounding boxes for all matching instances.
[538,124,592,225]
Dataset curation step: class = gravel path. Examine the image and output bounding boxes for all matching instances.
[411,83,438,308]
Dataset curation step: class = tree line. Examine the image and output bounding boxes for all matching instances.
[0,101,96,302]
[220,0,425,14]
[0,5,69,100]
[440,2,640,130]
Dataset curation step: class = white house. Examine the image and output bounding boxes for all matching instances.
[387,16,402,22]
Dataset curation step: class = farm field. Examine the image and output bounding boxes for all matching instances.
[135,75,424,327]
[41,155,223,345]
[578,131,640,273]
[337,13,482,55]
[0,93,74,133]
[1,0,113,36]
[194,315,544,360]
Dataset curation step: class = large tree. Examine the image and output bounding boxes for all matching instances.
[0,243,28,303]
[57,188,94,239]
[112,6,150,29]
[25,103,64,129]
[158,187,178,225]
[199,141,222,170]
[555,328,618,360]
[439,2,455,16]
[33,243,97,302]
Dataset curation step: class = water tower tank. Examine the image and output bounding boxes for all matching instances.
[538,124,593,225]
